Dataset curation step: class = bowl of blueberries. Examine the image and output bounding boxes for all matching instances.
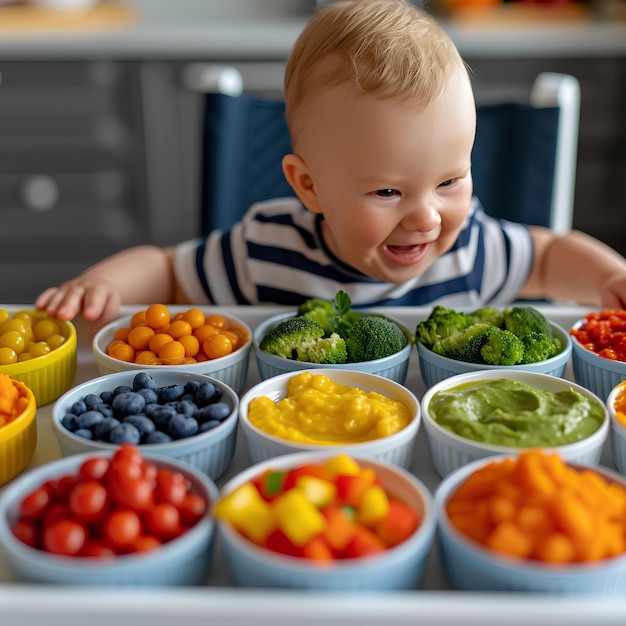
[51,370,239,480]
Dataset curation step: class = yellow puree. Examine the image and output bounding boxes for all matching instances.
[248,372,412,444]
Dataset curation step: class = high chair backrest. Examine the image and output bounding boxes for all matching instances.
[196,71,579,237]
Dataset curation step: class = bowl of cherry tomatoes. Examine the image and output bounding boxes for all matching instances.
[0,445,218,586]
[0,308,77,406]
[92,304,251,393]
[569,309,626,402]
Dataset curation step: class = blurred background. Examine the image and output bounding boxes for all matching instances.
[0,0,624,302]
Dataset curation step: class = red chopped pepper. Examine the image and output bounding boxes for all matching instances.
[570,309,626,361]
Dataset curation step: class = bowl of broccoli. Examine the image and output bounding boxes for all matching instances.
[253,291,413,384]
[414,305,572,388]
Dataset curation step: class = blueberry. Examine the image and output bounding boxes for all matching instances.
[109,422,141,445]
[83,393,101,410]
[199,419,221,433]
[61,413,79,431]
[195,402,231,424]
[144,431,173,444]
[133,372,157,391]
[195,381,221,406]
[77,410,105,430]
[112,392,146,417]
[143,402,161,416]
[99,390,114,405]
[176,399,197,416]
[91,403,114,418]
[113,385,133,396]
[93,416,121,440]
[70,400,87,416]
[150,406,177,430]
[124,414,156,438]
[74,428,94,440]
[137,388,158,405]
[183,380,201,395]
[167,414,198,440]
[157,384,185,404]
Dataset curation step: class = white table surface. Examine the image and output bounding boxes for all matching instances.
[2,303,626,626]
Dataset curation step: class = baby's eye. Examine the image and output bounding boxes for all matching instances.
[375,189,399,198]
[438,179,456,188]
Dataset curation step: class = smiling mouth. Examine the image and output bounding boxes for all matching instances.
[385,242,431,266]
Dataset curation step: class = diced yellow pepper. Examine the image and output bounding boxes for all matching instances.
[273,488,327,547]
[296,475,337,508]
[322,453,361,478]
[357,484,390,527]
[214,483,276,544]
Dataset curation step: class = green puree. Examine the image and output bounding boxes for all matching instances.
[429,378,605,447]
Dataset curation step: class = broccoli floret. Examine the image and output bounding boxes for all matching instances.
[431,323,493,363]
[345,316,408,362]
[470,307,505,328]
[259,316,325,359]
[296,332,348,364]
[503,306,553,342]
[480,327,525,365]
[415,305,474,348]
[297,290,361,337]
[520,332,563,364]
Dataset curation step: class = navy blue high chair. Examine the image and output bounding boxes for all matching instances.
[194,69,579,237]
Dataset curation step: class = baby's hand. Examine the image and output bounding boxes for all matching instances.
[600,274,626,310]
[35,279,122,335]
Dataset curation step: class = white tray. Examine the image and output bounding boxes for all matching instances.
[2,304,626,625]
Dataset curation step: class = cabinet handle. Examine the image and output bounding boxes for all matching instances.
[20,175,60,212]
[180,64,243,95]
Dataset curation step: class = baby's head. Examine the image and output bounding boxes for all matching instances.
[284,0,468,152]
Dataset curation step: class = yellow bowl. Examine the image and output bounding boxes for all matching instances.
[0,311,77,406]
[0,380,37,486]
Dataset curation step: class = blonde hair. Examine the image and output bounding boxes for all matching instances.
[284,0,466,145]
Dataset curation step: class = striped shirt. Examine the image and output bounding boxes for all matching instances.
[173,196,533,308]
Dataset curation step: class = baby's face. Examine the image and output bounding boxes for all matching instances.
[294,67,476,284]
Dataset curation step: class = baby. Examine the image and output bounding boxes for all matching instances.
[36,0,626,334]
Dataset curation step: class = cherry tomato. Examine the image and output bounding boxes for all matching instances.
[154,468,187,506]
[82,539,117,558]
[109,475,154,511]
[19,486,51,520]
[146,502,183,540]
[102,509,142,549]
[132,534,162,552]
[43,519,88,556]
[68,480,110,522]
[179,492,207,525]
[11,519,38,548]
[79,457,110,481]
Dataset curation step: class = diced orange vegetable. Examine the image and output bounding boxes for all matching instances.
[342,525,386,559]
[302,536,334,562]
[446,450,626,564]
[321,506,357,551]
[335,468,376,507]
[374,499,420,547]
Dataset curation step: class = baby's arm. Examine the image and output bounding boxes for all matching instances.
[35,245,185,333]
[520,226,626,308]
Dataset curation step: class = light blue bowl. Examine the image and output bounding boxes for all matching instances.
[571,320,626,402]
[52,370,239,481]
[0,451,219,586]
[417,321,572,388]
[217,451,436,591]
[434,455,626,595]
[253,312,412,384]
[607,381,626,474]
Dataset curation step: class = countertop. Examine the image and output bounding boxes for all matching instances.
[1,304,626,625]
[0,2,625,59]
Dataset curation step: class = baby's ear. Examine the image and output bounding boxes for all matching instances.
[282,153,322,214]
